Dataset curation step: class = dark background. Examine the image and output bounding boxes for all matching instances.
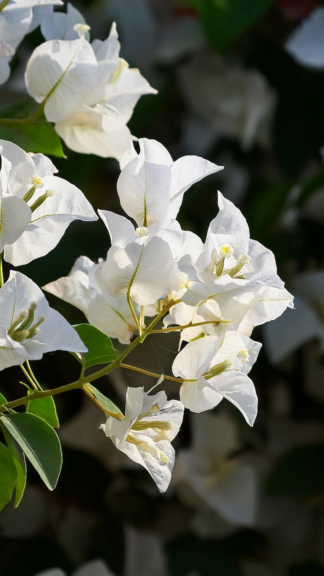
[2,1,324,575]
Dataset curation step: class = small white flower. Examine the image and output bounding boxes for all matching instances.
[0,271,87,371]
[172,333,260,425]
[0,140,98,266]
[101,387,184,493]
[219,244,234,259]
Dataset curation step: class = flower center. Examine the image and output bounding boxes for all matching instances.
[73,23,91,39]
[8,302,45,343]
[135,226,149,237]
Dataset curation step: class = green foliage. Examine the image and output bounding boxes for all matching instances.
[0,442,17,512]
[183,0,271,52]
[73,324,118,369]
[0,413,62,491]
[0,423,27,508]
[0,100,65,157]
[266,445,324,498]
[27,394,59,428]
[84,384,124,419]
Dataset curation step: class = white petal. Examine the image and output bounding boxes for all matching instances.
[55,109,132,160]
[43,255,93,315]
[25,38,99,122]
[180,377,223,413]
[0,196,31,252]
[31,153,58,177]
[41,3,87,41]
[209,371,258,426]
[117,138,172,227]
[237,285,294,336]
[103,68,157,122]
[99,237,174,306]
[285,7,324,69]
[99,209,137,247]
[172,337,217,380]
[0,139,34,198]
[169,155,223,219]
[34,307,87,354]
[88,293,137,345]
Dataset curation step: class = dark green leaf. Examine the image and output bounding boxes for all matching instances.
[266,445,324,498]
[0,442,17,512]
[0,392,7,405]
[0,413,62,491]
[0,100,65,157]
[84,384,124,419]
[0,423,27,507]
[73,324,118,369]
[194,0,271,53]
[27,394,59,428]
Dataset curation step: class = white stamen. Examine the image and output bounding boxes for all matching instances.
[223,358,232,368]
[135,226,149,237]
[238,253,251,266]
[238,348,249,364]
[29,175,43,189]
[219,244,234,259]
[73,23,91,38]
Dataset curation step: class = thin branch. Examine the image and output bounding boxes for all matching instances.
[20,365,38,391]
[119,363,183,383]
[151,320,219,334]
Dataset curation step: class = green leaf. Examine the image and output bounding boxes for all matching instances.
[0,392,7,406]
[266,445,324,499]
[0,101,65,157]
[27,394,59,429]
[0,413,62,491]
[0,442,17,512]
[83,384,124,419]
[0,423,27,507]
[193,0,271,52]
[73,324,118,369]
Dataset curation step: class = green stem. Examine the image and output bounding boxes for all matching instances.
[151,320,219,334]
[26,361,42,391]
[0,0,10,11]
[20,365,38,391]
[0,299,179,414]
[119,363,183,383]
[0,101,46,127]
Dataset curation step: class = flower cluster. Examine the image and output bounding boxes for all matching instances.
[24,4,156,159]
[0,0,62,85]
[43,136,294,491]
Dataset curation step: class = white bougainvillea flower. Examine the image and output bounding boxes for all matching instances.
[25,37,99,123]
[172,333,259,425]
[285,7,324,69]
[163,301,224,348]
[46,22,157,159]
[41,2,89,41]
[118,138,222,227]
[0,140,98,266]
[98,234,174,306]
[196,192,283,289]
[177,50,275,150]
[43,255,139,344]
[0,271,87,371]
[264,271,324,363]
[173,413,257,526]
[101,386,184,493]
[0,148,31,253]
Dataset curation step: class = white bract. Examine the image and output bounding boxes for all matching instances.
[101,386,184,493]
[0,271,87,371]
[285,7,324,69]
[0,139,97,266]
[173,413,257,526]
[27,9,157,159]
[43,255,139,345]
[177,50,276,150]
[0,0,62,85]
[172,333,260,425]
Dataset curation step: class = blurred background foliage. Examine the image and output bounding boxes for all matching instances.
[2,1,324,575]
